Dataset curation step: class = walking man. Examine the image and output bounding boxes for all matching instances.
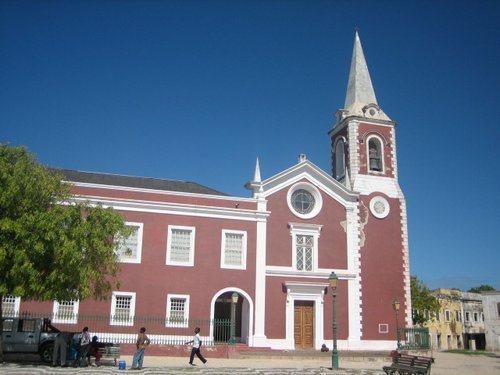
[186,327,207,367]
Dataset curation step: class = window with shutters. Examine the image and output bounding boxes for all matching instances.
[166,226,195,266]
[221,230,247,270]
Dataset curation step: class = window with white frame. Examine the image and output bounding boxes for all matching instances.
[166,294,189,327]
[455,310,461,322]
[110,292,136,326]
[289,223,322,272]
[53,300,79,324]
[465,311,470,322]
[116,222,143,263]
[296,234,313,271]
[445,310,451,322]
[166,226,195,266]
[367,136,384,172]
[221,230,247,269]
[2,295,20,317]
[473,312,479,322]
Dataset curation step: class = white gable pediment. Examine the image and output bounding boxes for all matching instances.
[260,160,358,206]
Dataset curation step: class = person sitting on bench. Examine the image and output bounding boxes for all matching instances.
[87,336,104,366]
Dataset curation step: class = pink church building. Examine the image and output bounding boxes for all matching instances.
[5,32,411,352]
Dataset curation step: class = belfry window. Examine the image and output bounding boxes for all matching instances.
[334,139,346,180]
[368,137,383,172]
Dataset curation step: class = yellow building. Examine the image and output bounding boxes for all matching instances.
[425,289,464,350]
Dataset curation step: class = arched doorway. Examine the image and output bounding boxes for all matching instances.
[211,289,252,345]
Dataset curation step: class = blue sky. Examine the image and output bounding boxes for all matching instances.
[1,0,499,291]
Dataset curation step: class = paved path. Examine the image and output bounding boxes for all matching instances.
[1,352,498,375]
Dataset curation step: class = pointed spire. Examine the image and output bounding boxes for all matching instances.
[342,31,391,121]
[253,158,261,183]
[245,157,263,196]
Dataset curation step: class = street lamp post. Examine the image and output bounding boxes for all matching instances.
[329,272,339,370]
[392,300,401,350]
[230,292,238,345]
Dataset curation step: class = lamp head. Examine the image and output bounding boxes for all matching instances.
[232,292,239,304]
[328,272,338,290]
[392,299,400,311]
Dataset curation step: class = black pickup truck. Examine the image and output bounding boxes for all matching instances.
[2,317,78,363]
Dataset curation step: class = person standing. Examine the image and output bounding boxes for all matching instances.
[131,327,150,370]
[74,326,90,367]
[52,332,70,367]
[185,327,207,367]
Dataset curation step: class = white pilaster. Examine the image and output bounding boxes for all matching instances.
[252,196,268,346]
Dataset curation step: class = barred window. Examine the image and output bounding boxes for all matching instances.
[53,300,79,324]
[166,294,189,327]
[2,295,20,318]
[221,230,247,269]
[166,226,195,266]
[111,292,135,326]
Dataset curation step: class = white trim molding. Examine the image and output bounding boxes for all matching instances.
[283,281,329,350]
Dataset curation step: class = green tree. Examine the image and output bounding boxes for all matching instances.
[0,144,130,360]
[410,275,440,326]
[468,285,496,293]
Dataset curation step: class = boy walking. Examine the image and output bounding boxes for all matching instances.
[185,327,207,366]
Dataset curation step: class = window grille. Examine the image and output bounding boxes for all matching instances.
[2,295,18,317]
[170,229,192,263]
[296,235,313,271]
[224,233,244,266]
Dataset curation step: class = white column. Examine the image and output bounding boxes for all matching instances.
[252,197,268,346]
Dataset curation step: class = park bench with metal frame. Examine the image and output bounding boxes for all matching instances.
[383,353,433,375]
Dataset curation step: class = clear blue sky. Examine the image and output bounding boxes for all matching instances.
[1,0,499,291]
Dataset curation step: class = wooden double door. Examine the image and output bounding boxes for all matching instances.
[294,301,314,349]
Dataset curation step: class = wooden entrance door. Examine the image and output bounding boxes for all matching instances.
[294,301,314,349]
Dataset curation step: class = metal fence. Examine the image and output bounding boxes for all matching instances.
[399,327,431,350]
[5,311,234,346]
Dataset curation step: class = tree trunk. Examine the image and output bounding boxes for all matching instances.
[0,294,4,363]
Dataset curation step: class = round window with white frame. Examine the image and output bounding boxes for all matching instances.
[369,196,390,219]
[287,183,323,219]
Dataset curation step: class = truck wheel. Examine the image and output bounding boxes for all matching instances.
[40,343,54,363]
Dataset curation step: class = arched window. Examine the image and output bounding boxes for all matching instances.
[334,139,345,180]
[368,137,383,172]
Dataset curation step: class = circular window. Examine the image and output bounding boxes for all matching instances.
[287,183,323,219]
[291,189,315,214]
[369,196,390,219]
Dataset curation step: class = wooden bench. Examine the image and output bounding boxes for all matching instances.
[383,353,433,375]
[88,344,120,366]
